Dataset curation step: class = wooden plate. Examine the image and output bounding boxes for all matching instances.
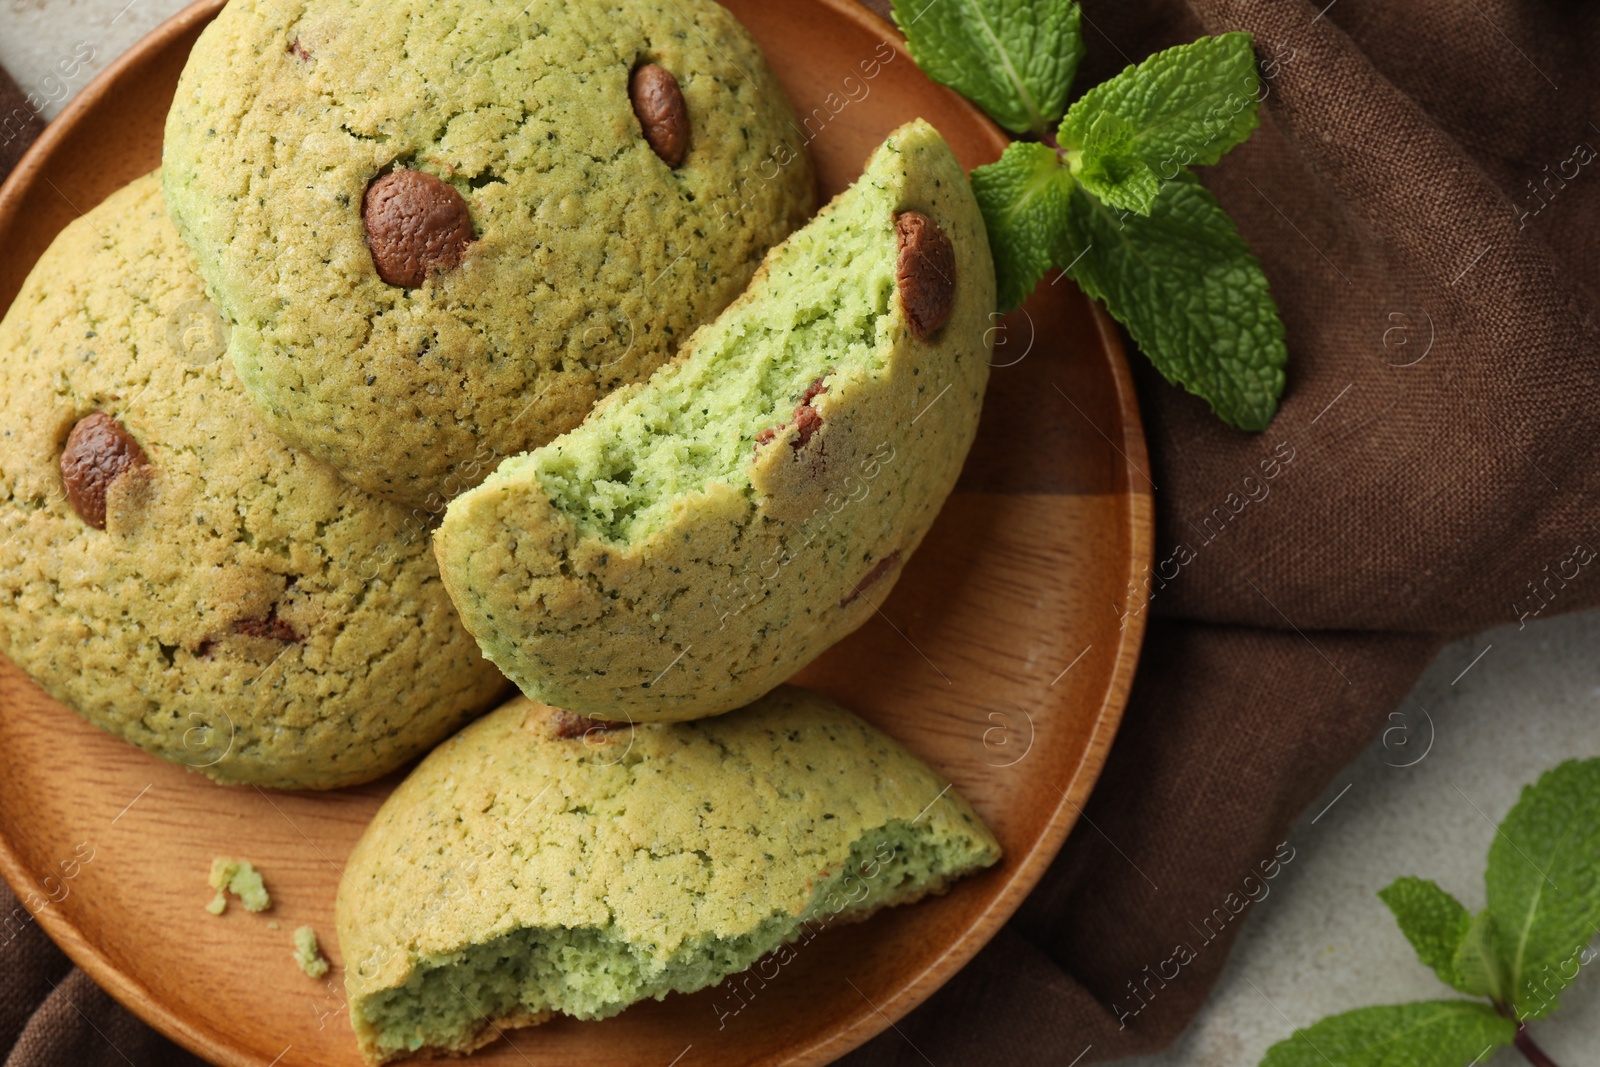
[0,2,1152,1064]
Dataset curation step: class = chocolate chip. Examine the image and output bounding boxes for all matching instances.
[60,412,149,530]
[362,170,475,288]
[792,403,823,448]
[895,211,956,340]
[755,377,829,452]
[232,614,301,642]
[840,550,902,607]
[631,63,689,167]
[552,711,628,740]
[791,377,827,449]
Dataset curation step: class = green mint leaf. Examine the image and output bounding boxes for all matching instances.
[891,0,1084,137]
[1062,173,1286,430]
[1258,1001,1515,1067]
[1378,877,1474,991]
[1451,910,1510,1003]
[1485,757,1600,1019]
[970,141,1075,313]
[1058,33,1261,175]
[1070,112,1162,216]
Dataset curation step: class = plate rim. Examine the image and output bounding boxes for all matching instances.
[0,1,1154,1063]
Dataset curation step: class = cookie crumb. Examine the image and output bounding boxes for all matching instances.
[293,925,330,978]
[206,857,270,915]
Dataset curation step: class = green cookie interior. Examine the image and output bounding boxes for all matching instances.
[339,687,1001,1062]
[359,821,962,1057]
[525,150,900,544]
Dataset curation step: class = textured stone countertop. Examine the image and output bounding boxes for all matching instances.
[1121,608,1600,1066]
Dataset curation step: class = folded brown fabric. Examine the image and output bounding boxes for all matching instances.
[843,0,1600,1063]
[0,67,44,183]
[7,0,1600,1063]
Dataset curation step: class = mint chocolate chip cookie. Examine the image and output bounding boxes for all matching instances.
[337,685,1000,1064]
[0,174,506,790]
[163,0,814,508]
[435,121,995,722]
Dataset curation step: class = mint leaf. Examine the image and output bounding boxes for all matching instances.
[1070,112,1161,216]
[892,0,1083,137]
[1063,174,1286,430]
[970,141,1075,313]
[1258,1001,1515,1067]
[1378,878,1473,991]
[1451,910,1510,1003]
[1058,33,1261,175]
[1484,757,1600,1019]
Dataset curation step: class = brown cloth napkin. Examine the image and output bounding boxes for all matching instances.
[5,0,1600,1063]
[0,68,45,181]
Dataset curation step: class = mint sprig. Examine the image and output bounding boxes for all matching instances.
[1377,877,1473,989]
[892,0,1083,138]
[1262,758,1600,1067]
[1063,174,1284,431]
[1261,1002,1515,1067]
[1487,758,1600,1018]
[1056,35,1263,173]
[893,3,1288,431]
[969,142,1072,314]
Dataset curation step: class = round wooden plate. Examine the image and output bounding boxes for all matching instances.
[0,2,1152,1064]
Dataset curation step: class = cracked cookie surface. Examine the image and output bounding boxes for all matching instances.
[0,174,506,789]
[163,0,814,508]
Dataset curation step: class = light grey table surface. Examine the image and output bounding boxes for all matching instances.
[5,3,1598,1065]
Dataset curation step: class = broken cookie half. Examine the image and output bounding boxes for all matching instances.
[337,685,1000,1064]
[436,120,995,722]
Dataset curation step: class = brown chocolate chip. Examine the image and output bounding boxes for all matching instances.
[362,169,475,288]
[552,711,628,740]
[60,412,149,530]
[630,63,689,167]
[233,615,301,642]
[792,404,823,448]
[895,211,956,340]
[791,377,827,449]
[840,550,902,607]
[755,377,829,452]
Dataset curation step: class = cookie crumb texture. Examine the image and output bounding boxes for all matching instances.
[294,925,331,978]
[0,174,506,789]
[436,121,995,721]
[163,0,814,508]
[337,686,1000,1064]
[207,857,270,914]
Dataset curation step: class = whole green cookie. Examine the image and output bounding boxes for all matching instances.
[0,174,507,790]
[337,685,1000,1064]
[164,0,814,508]
[436,120,995,722]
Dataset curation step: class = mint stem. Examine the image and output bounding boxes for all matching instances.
[1515,1023,1562,1067]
